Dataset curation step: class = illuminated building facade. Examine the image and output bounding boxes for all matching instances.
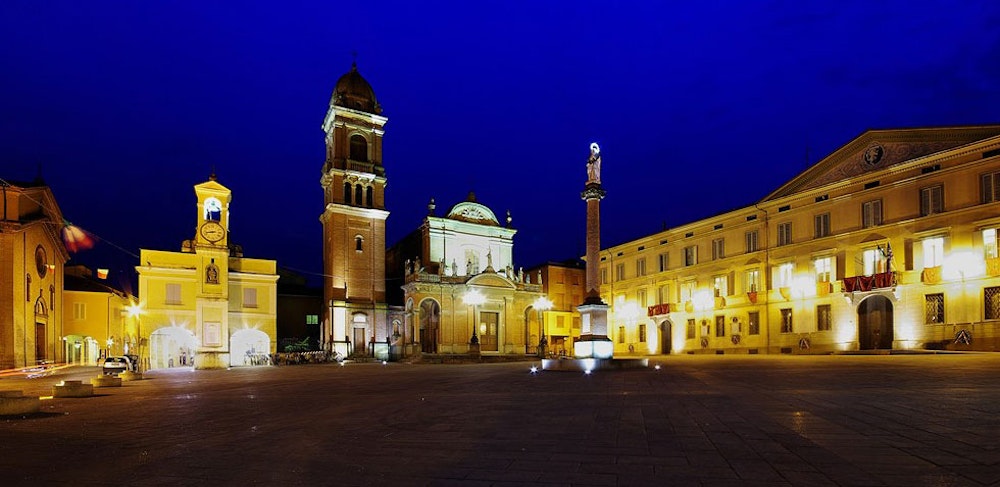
[0,179,67,368]
[392,194,543,356]
[136,177,278,369]
[319,63,395,358]
[601,126,1000,354]
[524,260,586,356]
[62,265,135,365]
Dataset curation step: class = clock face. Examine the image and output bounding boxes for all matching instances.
[200,221,226,243]
[35,245,48,278]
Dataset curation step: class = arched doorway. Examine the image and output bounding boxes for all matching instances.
[150,327,196,369]
[659,320,672,354]
[230,329,271,366]
[858,295,894,350]
[419,299,440,353]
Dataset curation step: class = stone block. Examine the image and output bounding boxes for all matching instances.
[52,380,94,398]
[0,390,41,415]
[119,371,143,381]
[91,375,122,387]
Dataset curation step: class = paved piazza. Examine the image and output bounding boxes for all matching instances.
[1,354,999,486]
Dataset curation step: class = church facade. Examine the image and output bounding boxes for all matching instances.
[136,177,278,369]
[0,179,68,369]
[600,125,1000,354]
[389,194,544,356]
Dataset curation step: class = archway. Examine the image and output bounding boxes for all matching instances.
[858,295,894,350]
[419,299,440,353]
[659,320,673,354]
[231,329,271,366]
[150,327,196,369]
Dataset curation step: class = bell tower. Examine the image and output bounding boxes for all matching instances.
[319,62,389,355]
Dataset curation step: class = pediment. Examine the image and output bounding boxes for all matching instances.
[763,125,1000,201]
[466,273,516,289]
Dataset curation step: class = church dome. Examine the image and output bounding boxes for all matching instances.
[446,192,499,226]
[331,62,381,114]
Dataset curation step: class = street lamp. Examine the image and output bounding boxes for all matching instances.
[533,296,553,358]
[126,302,144,372]
[463,289,486,346]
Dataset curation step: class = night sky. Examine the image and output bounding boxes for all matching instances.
[3,1,999,289]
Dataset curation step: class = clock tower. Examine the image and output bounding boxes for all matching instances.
[319,63,390,355]
[192,175,232,368]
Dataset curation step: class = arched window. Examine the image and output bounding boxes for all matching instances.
[350,135,368,162]
[355,184,363,205]
[366,186,373,207]
[344,182,352,205]
[204,197,222,221]
[355,235,364,252]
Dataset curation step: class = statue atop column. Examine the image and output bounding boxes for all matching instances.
[586,142,602,184]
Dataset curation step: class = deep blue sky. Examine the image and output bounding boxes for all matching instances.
[3,1,999,288]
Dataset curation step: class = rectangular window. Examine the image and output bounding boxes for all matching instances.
[814,257,832,283]
[984,228,998,259]
[814,213,830,238]
[601,268,608,284]
[680,281,695,303]
[744,268,760,293]
[981,171,1000,203]
[73,302,86,320]
[985,286,1000,320]
[639,324,647,342]
[777,222,792,246]
[745,230,759,253]
[306,314,319,325]
[778,262,793,288]
[715,315,725,337]
[658,253,668,272]
[780,308,793,333]
[657,284,670,304]
[817,304,831,331]
[925,293,944,324]
[713,275,728,297]
[923,237,944,268]
[863,248,889,275]
[712,238,725,260]
[636,258,646,277]
[166,283,182,305]
[862,199,883,228]
[637,289,647,307]
[683,246,698,266]
[748,311,760,335]
[618,326,626,343]
[244,288,258,308]
[686,319,696,339]
[615,263,625,281]
[920,185,944,216]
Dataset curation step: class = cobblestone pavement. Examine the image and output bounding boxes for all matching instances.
[1,354,998,486]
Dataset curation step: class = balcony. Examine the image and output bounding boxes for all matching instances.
[842,271,897,293]
[647,303,671,317]
[921,266,942,284]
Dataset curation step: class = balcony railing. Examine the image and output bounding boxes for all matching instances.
[842,271,897,293]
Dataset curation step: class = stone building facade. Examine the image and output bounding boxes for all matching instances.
[600,126,1000,354]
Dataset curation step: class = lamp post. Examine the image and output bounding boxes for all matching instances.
[463,289,485,347]
[126,302,144,372]
[533,296,553,357]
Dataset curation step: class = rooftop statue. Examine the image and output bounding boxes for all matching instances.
[586,142,601,184]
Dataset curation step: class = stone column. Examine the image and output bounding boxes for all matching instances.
[575,145,613,359]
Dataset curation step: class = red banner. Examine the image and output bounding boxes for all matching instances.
[647,303,671,316]
[842,271,896,292]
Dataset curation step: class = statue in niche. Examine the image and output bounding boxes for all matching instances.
[586,142,602,184]
[486,249,493,269]
[206,260,219,284]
